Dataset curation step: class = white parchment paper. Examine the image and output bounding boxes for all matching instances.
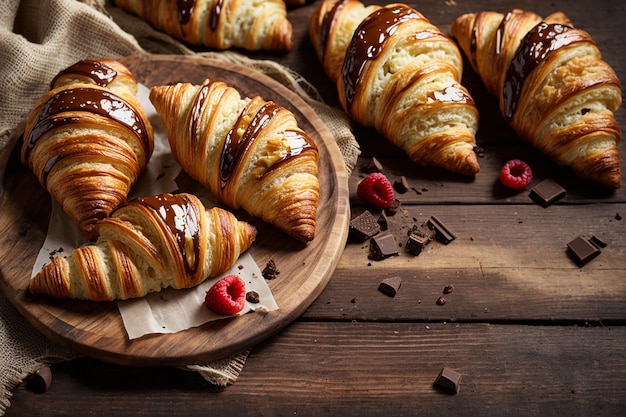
[29,84,279,340]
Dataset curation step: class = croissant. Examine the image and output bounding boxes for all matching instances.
[113,0,293,52]
[29,193,257,301]
[149,79,320,242]
[450,9,622,188]
[22,59,154,241]
[309,0,480,176]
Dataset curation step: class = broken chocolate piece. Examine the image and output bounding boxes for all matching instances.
[378,276,402,297]
[369,233,399,260]
[589,235,607,248]
[365,156,383,173]
[443,284,454,294]
[246,291,260,304]
[436,296,446,305]
[377,211,389,230]
[529,178,566,207]
[385,199,401,216]
[262,259,280,280]
[567,236,601,266]
[394,176,410,193]
[406,231,431,256]
[426,216,456,244]
[433,367,461,394]
[26,366,52,394]
[349,210,381,242]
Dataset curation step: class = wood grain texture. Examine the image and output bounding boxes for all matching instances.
[0,56,350,366]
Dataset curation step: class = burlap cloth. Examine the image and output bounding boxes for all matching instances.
[0,0,359,414]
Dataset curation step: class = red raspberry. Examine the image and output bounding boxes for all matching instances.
[357,172,395,208]
[499,159,533,189]
[204,275,246,315]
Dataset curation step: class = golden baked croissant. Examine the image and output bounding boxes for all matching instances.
[22,59,154,241]
[451,9,622,188]
[29,193,257,301]
[309,0,480,176]
[113,0,293,52]
[149,79,320,243]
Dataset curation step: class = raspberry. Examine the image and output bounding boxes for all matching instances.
[357,172,395,208]
[204,275,246,315]
[499,159,533,189]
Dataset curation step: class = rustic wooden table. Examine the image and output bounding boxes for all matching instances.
[6,0,626,415]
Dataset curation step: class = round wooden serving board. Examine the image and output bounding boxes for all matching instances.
[0,55,350,367]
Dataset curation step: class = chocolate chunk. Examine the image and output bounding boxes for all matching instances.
[406,231,431,256]
[377,211,389,230]
[26,366,52,393]
[385,199,401,216]
[365,157,383,173]
[393,176,410,193]
[350,210,381,242]
[567,236,601,266]
[426,216,456,244]
[369,232,399,260]
[436,296,446,305]
[529,178,566,207]
[589,235,607,248]
[246,291,260,304]
[378,276,402,297]
[443,284,454,294]
[433,367,461,394]
[262,259,280,280]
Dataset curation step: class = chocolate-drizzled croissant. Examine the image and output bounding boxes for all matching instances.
[451,9,622,188]
[22,59,154,240]
[113,0,293,52]
[29,193,257,301]
[309,0,480,176]
[149,79,320,242]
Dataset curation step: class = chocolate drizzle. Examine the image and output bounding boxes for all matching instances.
[341,5,420,116]
[189,80,212,140]
[177,0,195,25]
[495,11,515,56]
[128,194,201,276]
[209,0,224,31]
[319,0,347,60]
[25,88,151,181]
[220,101,282,188]
[503,21,580,121]
[262,130,317,177]
[49,60,117,89]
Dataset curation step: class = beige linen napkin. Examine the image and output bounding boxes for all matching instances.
[0,0,358,414]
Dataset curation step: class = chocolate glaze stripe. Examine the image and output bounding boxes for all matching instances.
[319,0,347,61]
[341,5,422,116]
[220,101,282,189]
[262,129,317,178]
[49,60,117,89]
[503,22,586,121]
[25,87,151,169]
[209,0,224,31]
[189,79,213,144]
[123,194,202,276]
[177,0,195,25]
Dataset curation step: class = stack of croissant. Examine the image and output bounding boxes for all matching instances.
[450,9,622,188]
[24,57,321,301]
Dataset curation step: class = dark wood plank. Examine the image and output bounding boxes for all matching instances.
[7,322,626,417]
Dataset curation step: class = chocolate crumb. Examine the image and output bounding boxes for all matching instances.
[262,259,280,280]
[411,187,422,195]
[436,296,446,305]
[350,297,357,304]
[443,284,454,294]
[616,212,622,221]
[246,291,260,303]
